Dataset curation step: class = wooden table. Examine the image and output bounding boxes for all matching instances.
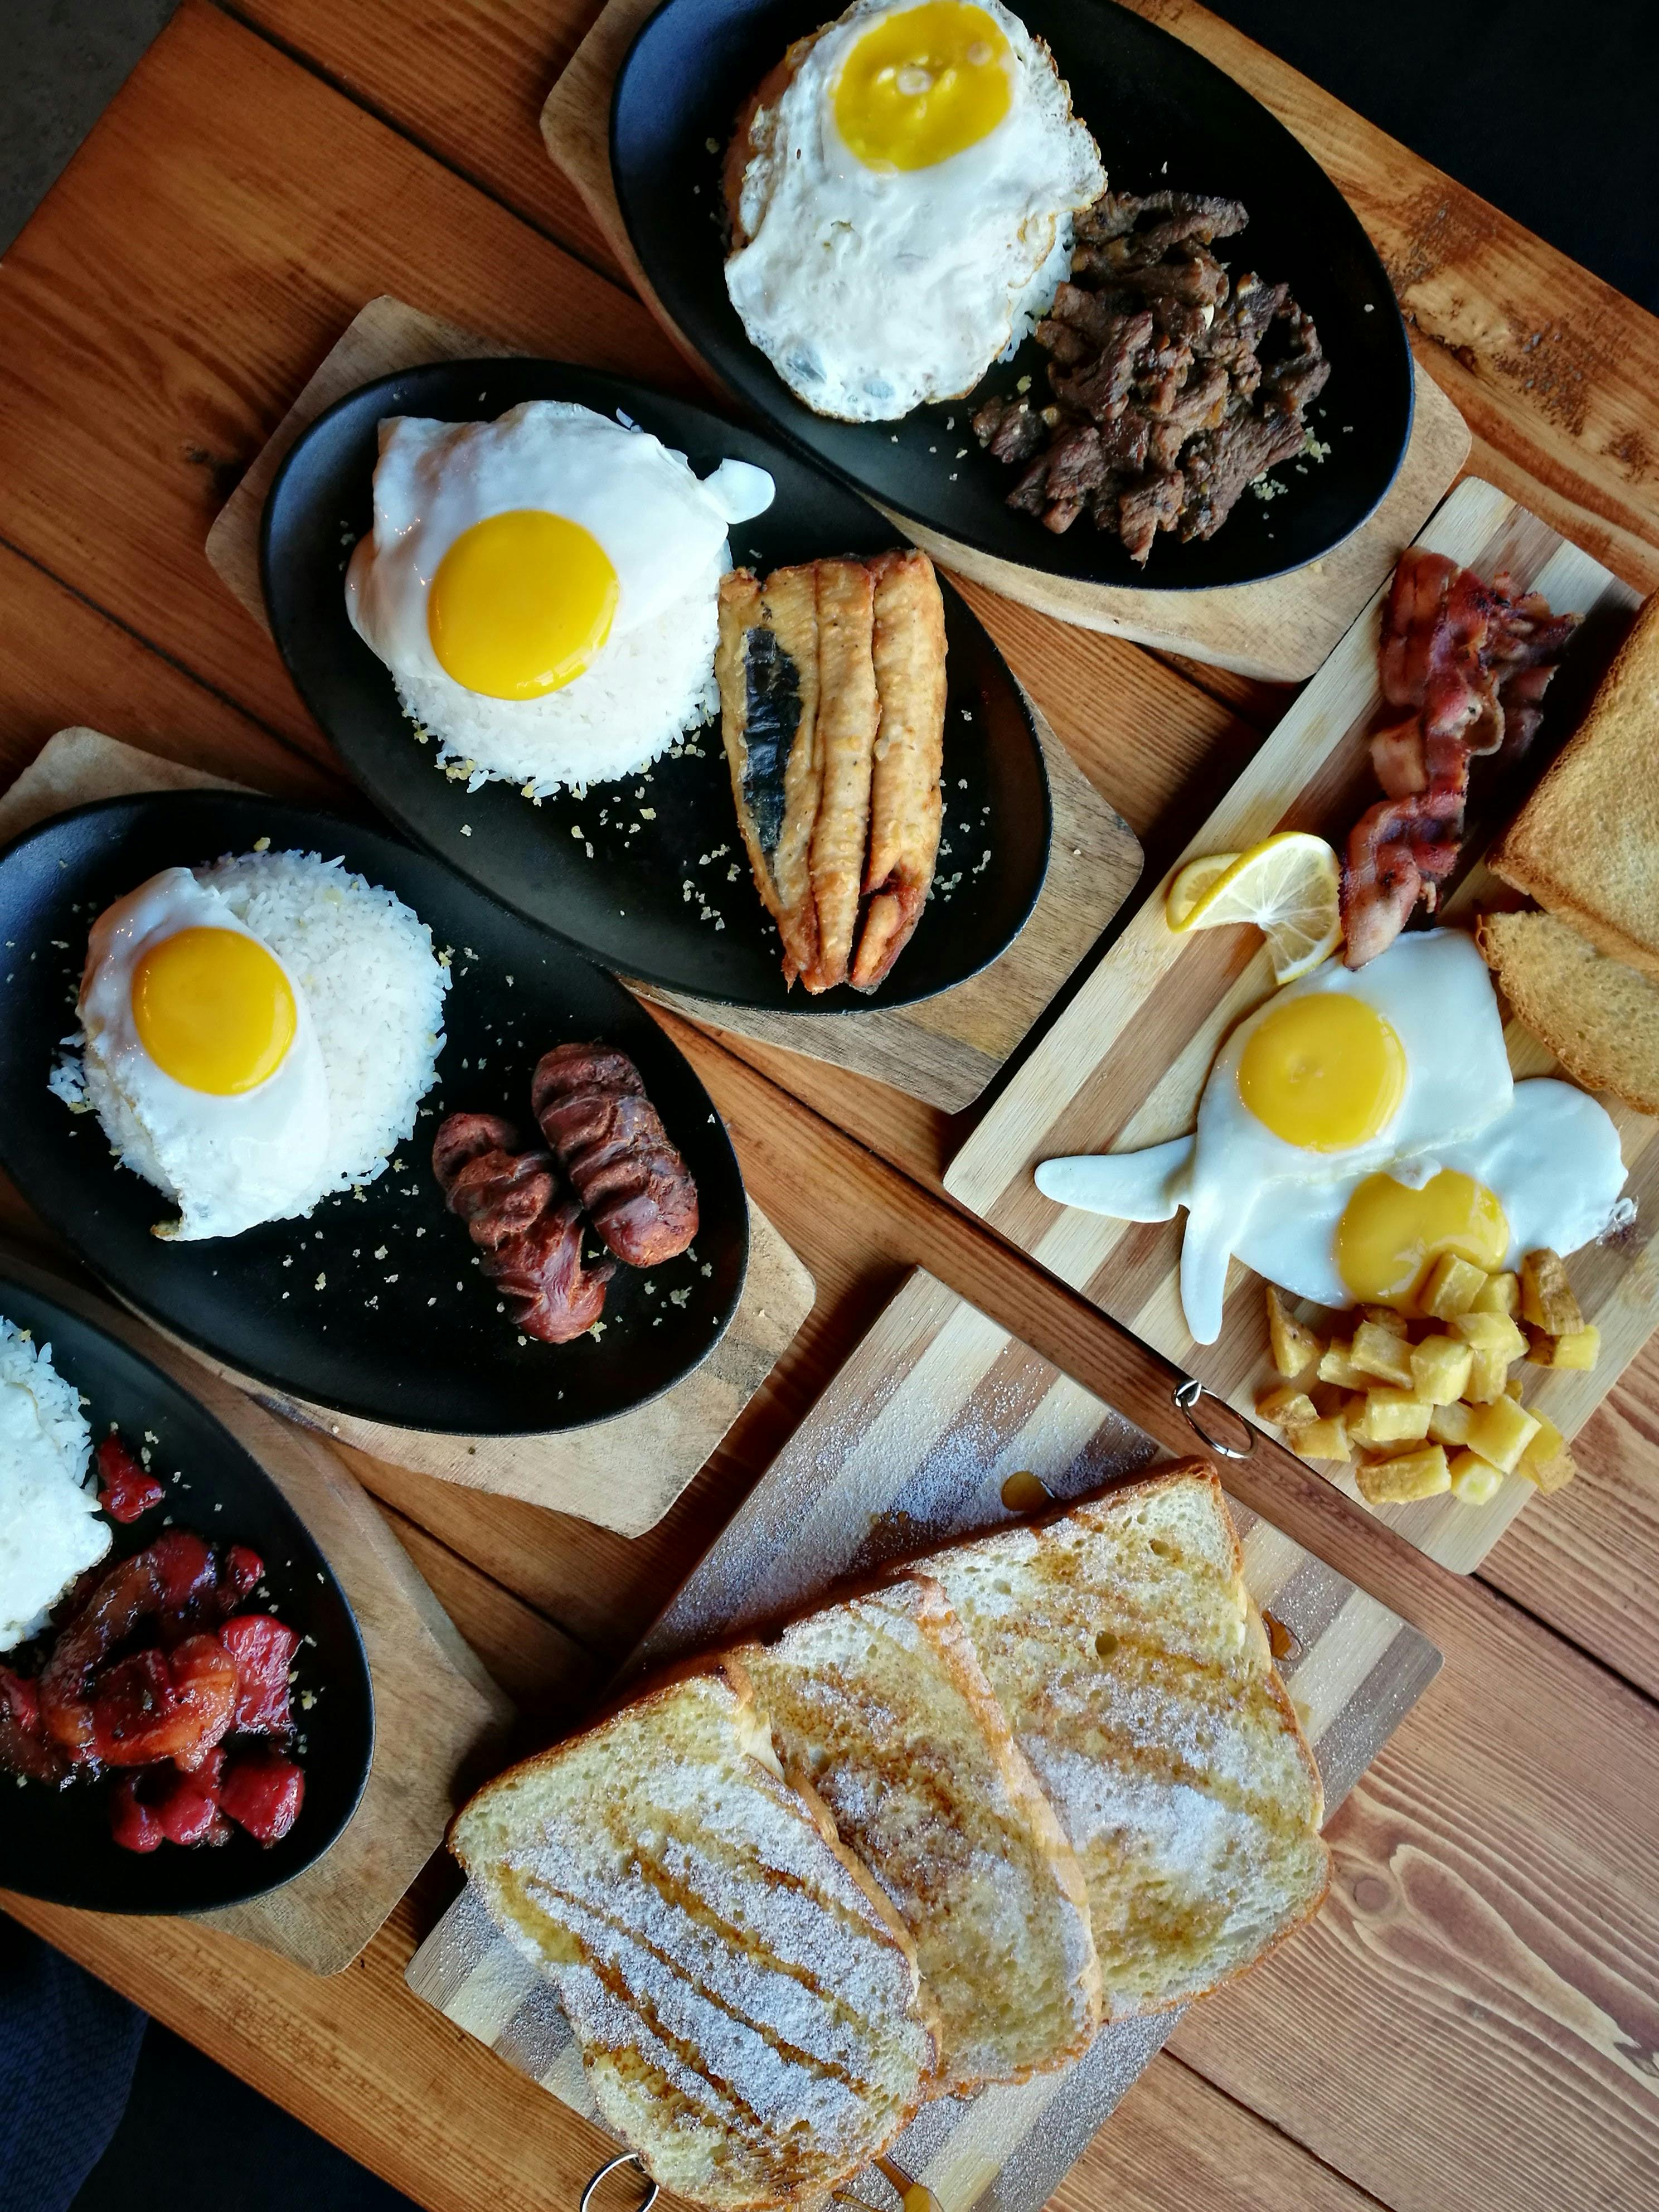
[2,5,1657,2210]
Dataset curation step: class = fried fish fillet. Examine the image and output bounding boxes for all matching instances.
[803,559,881,992]
[851,551,947,992]
[715,565,823,986]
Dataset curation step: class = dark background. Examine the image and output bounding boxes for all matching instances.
[2,2,1657,2209]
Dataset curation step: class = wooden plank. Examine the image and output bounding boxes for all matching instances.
[0,0,695,764]
[944,479,1653,1568]
[411,1272,1439,2212]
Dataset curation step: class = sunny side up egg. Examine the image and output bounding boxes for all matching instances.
[345,401,774,794]
[725,0,1105,422]
[77,869,332,1243]
[1036,930,1629,1345]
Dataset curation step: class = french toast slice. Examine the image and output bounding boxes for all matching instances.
[731,1574,1102,2095]
[914,1463,1330,2020]
[451,1666,936,2210]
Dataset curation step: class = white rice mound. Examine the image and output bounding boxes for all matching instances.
[0,1316,108,1651]
[396,550,722,798]
[199,849,450,1201]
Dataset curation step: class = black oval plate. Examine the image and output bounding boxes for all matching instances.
[612,0,1413,591]
[0,793,747,1435]
[261,360,1051,1012]
[0,1267,373,1914]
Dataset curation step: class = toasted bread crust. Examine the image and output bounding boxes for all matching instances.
[1478,907,1659,1115]
[1490,590,1659,976]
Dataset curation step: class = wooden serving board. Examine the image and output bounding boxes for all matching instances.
[406,1268,1441,2212]
[206,294,1143,1114]
[537,0,1472,685]
[0,729,816,1538]
[0,1244,514,1977]
[947,477,1657,1573]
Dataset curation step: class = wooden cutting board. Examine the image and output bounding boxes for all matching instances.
[947,477,1656,1573]
[205,294,1143,1114]
[0,1245,513,1977]
[536,0,1472,683]
[0,728,816,1538]
[406,1269,1441,2212]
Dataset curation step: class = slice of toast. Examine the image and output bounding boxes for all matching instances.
[914,1464,1330,2020]
[450,1666,936,2210]
[1478,907,1659,1114]
[731,1575,1102,2096]
[1490,590,1659,974]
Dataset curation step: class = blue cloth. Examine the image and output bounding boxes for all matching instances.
[0,1921,145,2212]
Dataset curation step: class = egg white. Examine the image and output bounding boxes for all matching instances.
[78,869,332,1243]
[1035,930,1628,1344]
[345,401,774,690]
[725,0,1105,421]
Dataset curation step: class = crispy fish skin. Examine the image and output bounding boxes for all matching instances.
[851,550,947,992]
[715,566,822,985]
[804,559,880,992]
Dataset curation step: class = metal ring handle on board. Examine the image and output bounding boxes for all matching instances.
[580,2153,659,2212]
[1172,1376,1255,1459]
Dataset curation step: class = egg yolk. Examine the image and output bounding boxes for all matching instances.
[1336,1170,1510,1309]
[1236,993,1406,1153]
[428,510,619,700]
[833,2,1013,172]
[133,928,297,1095]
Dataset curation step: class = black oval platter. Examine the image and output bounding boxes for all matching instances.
[261,360,1051,1013]
[0,793,747,1435]
[0,1265,373,1914]
[611,0,1414,591]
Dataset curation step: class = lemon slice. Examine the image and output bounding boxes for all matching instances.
[1165,832,1343,983]
[1166,851,1239,928]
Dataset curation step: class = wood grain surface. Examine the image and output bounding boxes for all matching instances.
[410,1274,1439,2212]
[947,479,1655,1570]
[536,0,1471,683]
[3,2,1659,2210]
[204,293,1144,1110]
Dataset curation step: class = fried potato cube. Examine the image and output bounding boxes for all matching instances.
[1519,1413,1578,1493]
[1257,1384,1318,1429]
[1450,1310,1529,1361]
[1317,1338,1372,1391]
[1471,1270,1520,1319]
[1350,1389,1433,1446]
[1527,1324,1600,1371]
[1350,1321,1416,1388]
[1355,1443,1451,1504]
[1265,1286,1325,1379]
[1462,1395,1541,1474]
[1448,1451,1506,1504]
[1409,1335,1474,1406]
[1428,1399,1477,1448]
[1520,1249,1584,1337]
[1286,1415,1350,1462]
[1505,1375,1524,1400]
[1421,1254,1488,1320]
[1359,1304,1410,1335]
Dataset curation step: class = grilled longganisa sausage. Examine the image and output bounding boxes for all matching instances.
[531,1044,699,1268]
[431,1112,612,1342]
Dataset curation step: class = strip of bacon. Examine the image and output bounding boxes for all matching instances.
[1342,549,1578,965]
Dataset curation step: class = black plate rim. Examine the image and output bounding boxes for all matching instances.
[259,358,1054,1013]
[0,790,749,1438]
[608,0,1415,593]
[0,1259,375,1914]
